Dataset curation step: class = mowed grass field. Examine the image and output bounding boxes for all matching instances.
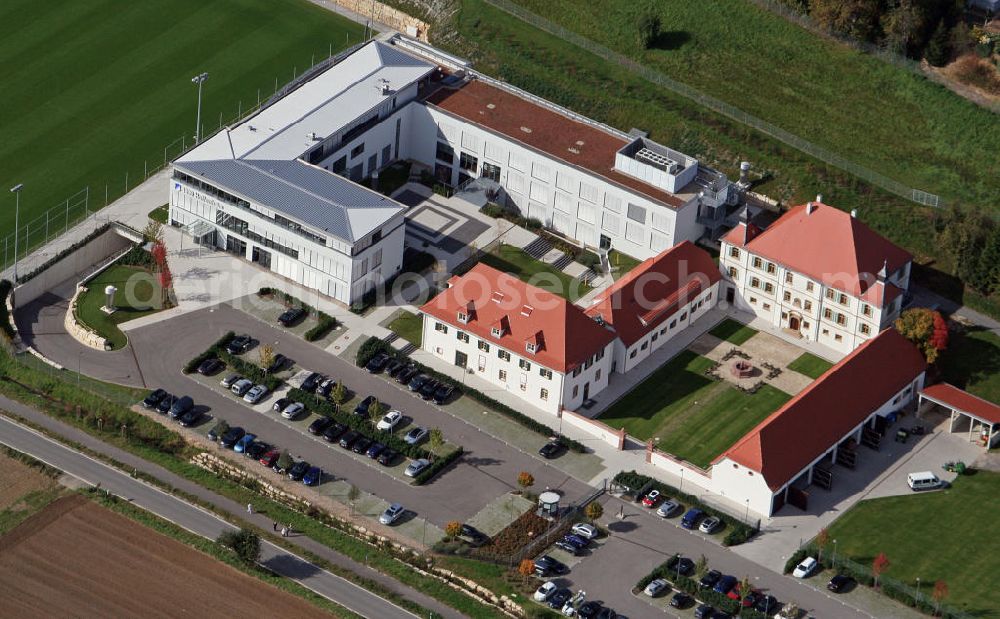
[826,471,1000,616]
[599,350,791,467]
[940,328,1000,404]
[0,0,364,237]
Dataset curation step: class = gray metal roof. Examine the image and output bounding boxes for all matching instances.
[175,159,402,242]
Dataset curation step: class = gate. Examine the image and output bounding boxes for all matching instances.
[836,447,857,469]
[861,428,882,450]
[787,487,809,511]
[812,466,833,490]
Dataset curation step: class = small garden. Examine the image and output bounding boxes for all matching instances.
[477,244,591,302]
[386,309,423,346]
[607,249,642,279]
[364,161,412,196]
[786,352,833,379]
[939,326,1000,405]
[709,318,758,345]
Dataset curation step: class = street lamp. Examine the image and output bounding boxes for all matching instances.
[191,72,209,144]
[832,539,838,566]
[9,183,23,283]
[744,498,750,525]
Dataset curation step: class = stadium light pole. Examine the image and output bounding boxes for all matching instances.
[191,72,209,144]
[9,183,23,283]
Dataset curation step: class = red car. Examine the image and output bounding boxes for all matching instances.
[259,449,281,468]
[641,490,661,508]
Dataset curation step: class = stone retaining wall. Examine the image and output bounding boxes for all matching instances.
[64,285,109,351]
[334,0,429,39]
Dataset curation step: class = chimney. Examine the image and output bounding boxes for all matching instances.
[806,202,815,215]
[850,209,858,218]
[816,194,823,203]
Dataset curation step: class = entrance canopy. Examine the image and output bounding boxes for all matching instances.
[183,219,215,241]
[920,383,1000,450]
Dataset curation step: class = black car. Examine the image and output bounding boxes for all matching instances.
[245,441,270,460]
[376,448,398,466]
[419,378,440,400]
[754,595,780,614]
[301,372,322,392]
[178,408,203,427]
[142,388,168,409]
[267,354,289,374]
[351,436,372,454]
[220,427,246,449]
[554,540,582,556]
[577,601,602,618]
[595,609,617,619]
[460,524,487,545]
[693,604,715,619]
[278,306,306,326]
[366,442,385,459]
[168,395,194,419]
[339,430,360,449]
[711,612,733,619]
[666,555,695,577]
[670,592,694,609]
[272,397,291,412]
[308,416,334,435]
[288,460,310,481]
[699,569,722,589]
[385,358,405,377]
[407,373,430,392]
[396,365,418,384]
[197,358,225,376]
[353,395,376,417]
[317,378,335,398]
[827,574,854,593]
[365,352,390,373]
[538,440,565,459]
[226,334,253,355]
[322,422,348,443]
[156,395,175,415]
[548,588,572,609]
[432,383,455,404]
[534,555,568,577]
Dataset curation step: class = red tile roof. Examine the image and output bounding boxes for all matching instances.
[584,241,720,347]
[419,263,615,373]
[718,328,926,490]
[921,383,1000,424]
[425,79,686,209]
[723,203,912,302]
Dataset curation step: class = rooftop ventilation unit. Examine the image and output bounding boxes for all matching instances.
[375,78,391,95]
[635,148,679,174]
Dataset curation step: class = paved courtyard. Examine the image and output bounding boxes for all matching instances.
[690,329,816,395]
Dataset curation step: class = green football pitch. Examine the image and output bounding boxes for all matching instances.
[0,0,364,246]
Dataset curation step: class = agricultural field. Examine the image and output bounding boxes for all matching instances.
[0,495,330,618]
[0,452,63,535]
[0,0,364,238]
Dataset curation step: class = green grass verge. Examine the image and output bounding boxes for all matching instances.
[75,264,163,349]
[825,471,1000,617]
[148,204,168,224]
[0,0,364,238]
[787,352,834,379]
[608,249,643,280]
[479,244,591,301]
[939,328,1000,405]
[709,318,758,345]
[0,486,65,536]
[387,310,423,346]
[599,350,790,467]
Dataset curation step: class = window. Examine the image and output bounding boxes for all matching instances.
[750,277,761,289]
[826,288,835,300]
[729,246,740,259]
[595,348,604,361]
[860,323,871,335]
[572,385,579,398]
[763,303,771,311]
[669,319,677,329]
[434,322,448,334]
[498,369,507,382]
[836,313,847,326]
[457,311,469,324]
[822,329,829,335]
[728,266,738,278]
[491,327,503,337]
[750,297,757,304]
[680,312,687,321]
[459,152,478,172]
[519,359,532,371]
[766,262,776,274]
[783,291,791,302]
[629,350,637,359]
[839,293,848,305]
[350,143,365,158]
[651,332,659,342]
[478,340,490,352]
[804,300,812,311]
[823,308,833,319]
[540,388,549,401]
[456,331,469,343]
[835,334,843,342]
[525,341,537,354]
[626,203,647,223]
[539,368,552,380]
[595,369,602,381]
[785,272,793,284]
[806,281,814,292]
[764,282,774,294]
[803,321,810,329]
[572,367,582,377]
[752,257,763,269]
[435,141,454,163]
[660,327,667,335]
[862,304,873,317]
[640,341,648,351]
[498,349,511,362]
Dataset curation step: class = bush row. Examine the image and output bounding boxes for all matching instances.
[412,446,464,485]
[182,332,282,392]
[19,222,113,283]
[0,280,14,340]
[256,287,338,341]
[613,470,757,546]
[480,203,542,230]
[304,316,337,342]
[116,244,155,269]
[183,332,234,374]
[354,336,586,453]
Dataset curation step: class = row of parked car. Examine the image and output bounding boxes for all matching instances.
[206,420,325,486]
[142,389,203,427]
[643,554,782,618]
[791,555,856,593]
[366,352,457,405]
[640,490,723,534]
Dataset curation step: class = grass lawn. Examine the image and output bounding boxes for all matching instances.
[148,204,168,224]
[387,310,423,346]
[608,249,643,280]
[709,318,758,345]
[0,0,363,239]
[826,471,1000,617]
[787,352,834,379]
[939,328,1000,405]
[599,350,791,467]
[75,265,164,349]
[479,244,591,302]
[372,161,412,196]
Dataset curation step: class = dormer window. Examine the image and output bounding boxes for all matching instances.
[457,311,469,324]
[491,292,505,304]
[491,326,503,337]
[526,342,537,354]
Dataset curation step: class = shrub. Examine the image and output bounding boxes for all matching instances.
[413,446,463,485]
[524,217,543,230]
[355,336,392,368]
[481,203,505,218]
[18,223,113,283]
[0,280,13,340]
[217,528,261,564]
[116,244,154,269]
[578,250,601,271]
[304,315,337,342]
[183,332,235,374]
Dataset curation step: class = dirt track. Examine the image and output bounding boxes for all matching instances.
[0,495,333,618]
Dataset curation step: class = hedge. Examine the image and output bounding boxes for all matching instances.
[116,244,154,269]
[183,332,235,374]
[413,446,464,485]
[257,287,338,342]
[613,470,757,547]
[0,280,13,340]
[634,560,746,616]
[19,222,113,284]
[182,332,282,392]
[354,336,586,453]
[304,316,337,342]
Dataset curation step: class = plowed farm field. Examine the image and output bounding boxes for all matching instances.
[0,495,330,618]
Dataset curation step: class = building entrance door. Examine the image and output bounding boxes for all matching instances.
[726,287,735,304]
[482,162,501,182]
[789,315,800,330]
[252,246,272,269]
[455,351,468,368]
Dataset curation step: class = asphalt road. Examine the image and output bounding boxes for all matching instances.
[0,414,416,619]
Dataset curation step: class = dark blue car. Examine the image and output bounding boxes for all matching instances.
[681,507,704,529]
[713,575,738,596]
[303,466,323,486]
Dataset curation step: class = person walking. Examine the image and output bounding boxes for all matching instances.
[247,503,253,515]
[281,526,288,537]
[273,521,278,532]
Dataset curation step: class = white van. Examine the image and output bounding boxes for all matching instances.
[907,471,944,491]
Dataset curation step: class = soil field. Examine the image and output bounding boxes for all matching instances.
[0,495,331,619]
[0,452,56,510]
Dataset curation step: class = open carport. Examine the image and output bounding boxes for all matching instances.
[919,383,1000,451]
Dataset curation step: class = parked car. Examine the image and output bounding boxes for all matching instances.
[563,534,590,549]
[404,458,431,477]
[167,395,194,419]
[571,523,598,540]
[322,422,348,443]
[657,499,682,518]
[377,448,398,466]
[366,352,390,373]
[754,594,780,614]
[155,395,174,415]
[698,569,722,589]
[303,466,323,486]
[643,579,668,597]
[278,306,306,326]
[404,426,429,445]
[407,373,430,392]
[595,608,616,619]
[577,601,602,618]
[245,441,270,460]
[141,388,168,409]
[308,416,333,435]
[548,588,572,609]
[220,374,242,389]
[197,358,225,375]
[555,540,583,556]
[534,581,558,602]
[432,383,455,404]
[339,430,360,449]
[266,353,288,374]
[317,378,336,398]
[234,433,257,454]
[670,593,694,609]
[178,408,203,427]
[272,397,291,412]
[385,358,405,377]
[681,508,704,529]
[460,524,487,546]
[353,395,376,417]
[259,448,281,468]
[792,556,818,578]
[287,460,310,481]
[827,574,854,593]
[396,365,418,385]
[699,516,723,534]
[712,575,737,596]
[539,440,565,459]
[666,555,695,577]
[419,379,440,400]
[226,333,253,354]
[376,410,403,431]
[364,442,384,459]
[220,427,246,449]
[281,402,305,420]
[243,384,269,404]
[693,604,715,619]
[207,421,225,442]
[351,436,372,454]
[301,372,322,392]
[738,590,759,606]
[231,378,253,397]
[641,490,661,508]
[533,555,568,577]
[379,502,405,525]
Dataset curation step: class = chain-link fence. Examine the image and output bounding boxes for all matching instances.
[483,0,945,210]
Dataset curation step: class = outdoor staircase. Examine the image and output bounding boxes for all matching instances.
[550,253,574,271]
[578,269,598,286]
[523,237,553,259]
[382,332,399,344]
[398,342,417,356]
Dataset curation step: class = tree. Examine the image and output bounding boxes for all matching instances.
[517,471,535,492]
[258,344,275,372]
[368,399,384,428]
[275,449,293,473]
[518,558,535,584]
[635,8,661,49]
[872,552,890,589]
[737,575,753,599]
[925,19,951,66]
[143,220,165,245]
[212,419,230,437]
[217,528,261,564]
[815,527,830,561]
[695,554,709,579]
[330,381,347,412]
[445,520,462,538]
[158,265,173,308]
[584,501,604,523]
[932,579,949,615]
[810,0,882,43]
[895,308,947,363]
[150,239,167,266]
[881,0,926,56]
[348,483,360,516]
[429,427,444,452]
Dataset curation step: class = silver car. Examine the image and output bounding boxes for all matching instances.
[404,458,431,477]
[281,402,305,419]
[404,426,429,445]
[230,378,253,396]
[243,384,269,404]
[379,502,405,525]
[220,374,242,389]
[656,499,682,518]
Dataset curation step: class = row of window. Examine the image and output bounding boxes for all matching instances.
[727,247,820,293]
[444,323,558,379]
[216,212,300,259]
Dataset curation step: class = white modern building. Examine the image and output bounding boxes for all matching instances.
[718,200,913,355]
